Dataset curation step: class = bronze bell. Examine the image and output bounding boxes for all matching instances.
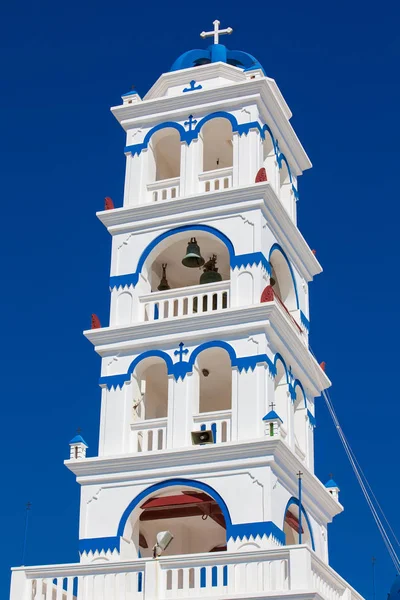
[200,254,223,285]
[182,238,205,268]
[157,264,170,291]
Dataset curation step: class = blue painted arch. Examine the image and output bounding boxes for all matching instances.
[293,379,307,408]
[142,121,187,149]
[188,340,237,369]
[273,353,290,383]
[117,478,233,538]
[284,497,315,550]
[269,243,299,309]
[109,223,271,289]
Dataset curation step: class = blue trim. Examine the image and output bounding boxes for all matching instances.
[114,478,284,549]
[228,521,285,545]
[69,434,88,446]
[269,243,299,309]
[324,479,338,488]
[307,410,316,427]
[122,89,138,97]
[293,380,307,407]
[117,478,233,538]
[79,536,120,555]
[100,341,277,389]
[300,311,310,331]
[109,224,272,290]
[100,350,175,389]
[200,567,206,588]
[284,497,315,550]
[273,354,289,382]
[263,410,283,422]
[123,109,295,192]
[169,45,266,75]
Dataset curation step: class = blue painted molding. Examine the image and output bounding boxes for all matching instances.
[307,410,316,428]
[123,110,297,199]
[117,478,233,537]
[228,521,285,545]
[109,223,271,290]
[284,497,315,550]
[100,340,275,389]
[79,536,120,555]
[300,311,310,331]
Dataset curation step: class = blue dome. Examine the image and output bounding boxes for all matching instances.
[388,575,400,600]
[170,44,266,75]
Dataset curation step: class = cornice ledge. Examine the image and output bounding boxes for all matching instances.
[84,303,277,347]
[65,438,281,478]
[84,303,330,395]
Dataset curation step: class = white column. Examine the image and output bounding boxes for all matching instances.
[124,152,147,206]
[288,546,312,590]
[9,570,28,600]
[181,138,202,196]
[170,375,193,448]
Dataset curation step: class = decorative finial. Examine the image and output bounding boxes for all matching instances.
[320,361,326,372]
[200,20,233,45]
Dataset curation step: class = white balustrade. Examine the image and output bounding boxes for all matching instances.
[147,177,180,202]
[140,281,230,322]
[131,417,167,452]
[193,410,232,444]
[10,547,365,600]
[199,167,233,193]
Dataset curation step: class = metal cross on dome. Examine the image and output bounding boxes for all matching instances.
[200,20,233,45]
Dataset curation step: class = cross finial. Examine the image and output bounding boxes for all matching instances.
[76,427,82,435]
[297,471,303,479]
[200,20,233,45]
[269,402,276,411]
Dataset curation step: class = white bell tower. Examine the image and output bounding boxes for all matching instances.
[9,22,366,600]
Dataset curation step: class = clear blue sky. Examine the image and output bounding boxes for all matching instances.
[1,0,398,597]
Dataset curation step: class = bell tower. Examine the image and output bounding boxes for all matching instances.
[9,22,366,600]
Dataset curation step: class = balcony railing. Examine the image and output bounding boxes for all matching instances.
[193,410,232,444]
[199,167,233,193]
[140,281,230,322]
[147,177,180,202]
[10,546,365,600]
[131,417,168,452]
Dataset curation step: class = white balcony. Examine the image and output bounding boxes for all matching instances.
[199,167,233,193]
[147,177,180,202]
[193,410,232,444]
[10,546,364,600]
[140,281,230,322]
[131,417,168,452]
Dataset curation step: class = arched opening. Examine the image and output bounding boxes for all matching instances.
[147,128,181,201]
[274,358,289,431]
[194,347,232,443]
[293,385,307,462]
[124,484,227,558]
[269,247,297,313]
[131,357,169,452]
[200,118,233,193]
[283,499,313,549]
[142,230,231,321]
